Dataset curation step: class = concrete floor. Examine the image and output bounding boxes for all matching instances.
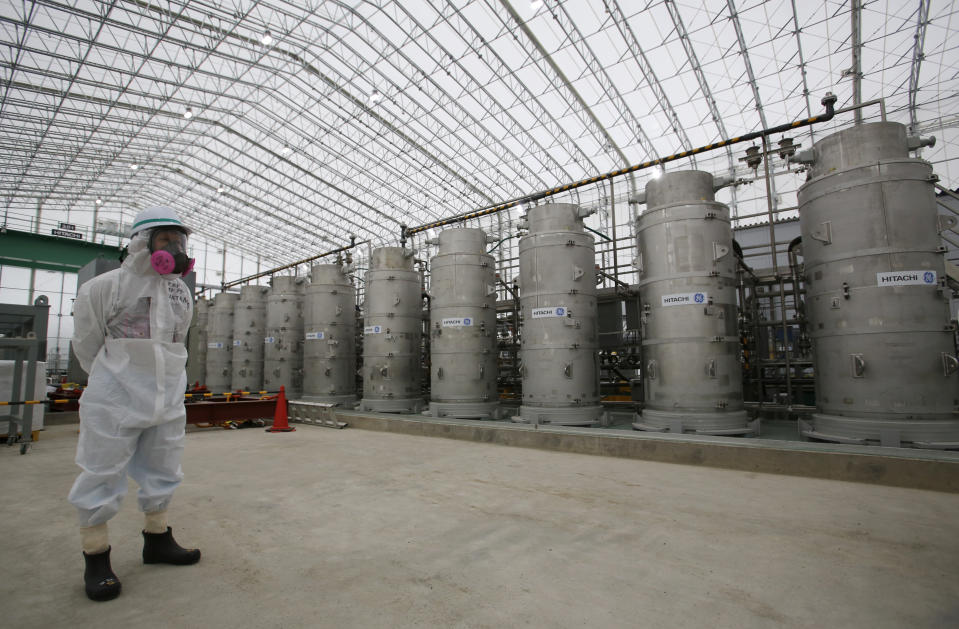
[2,423,958,629]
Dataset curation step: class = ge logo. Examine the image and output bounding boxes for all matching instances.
[555,307,565,316]
[463,318,471,325]
[694,293,705,303]
[373,325,381,333]
[923,272,935,284]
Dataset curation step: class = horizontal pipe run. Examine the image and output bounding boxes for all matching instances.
[222,237,363,289]
[404,93,836,237]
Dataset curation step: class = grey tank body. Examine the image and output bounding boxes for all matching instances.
[797,121,959,448]
[205,292,239,393]
[428,228,499,419]
[231,285,269,392]
[515,203,603,426]
[632,170,750,435]
[302,264,357,406]
[357,247,425,413]
[264,276,307,399]
[185,297,210,387]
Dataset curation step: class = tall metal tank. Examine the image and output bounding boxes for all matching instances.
[231,285,269,392]
[205,291,239,393]
[357,247,425,413]
[793,121,959,448]
[185,297,210,387]
[515,203,604,426]
[631,170,751,435]
[302,263,357,406]
[427,228,499,419]
[264,275,307,399]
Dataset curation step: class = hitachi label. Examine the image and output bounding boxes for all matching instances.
[442,317,473,327]
[662,292,707,306]
[207,342,223,349]
[232,339,241,347]
[364,325,383,334]
[263,336,275,344]
[531,306,566,318]
[305,331,325,340]
[876,271,937,287]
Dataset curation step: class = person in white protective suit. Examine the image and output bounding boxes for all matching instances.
[68,206,200,602]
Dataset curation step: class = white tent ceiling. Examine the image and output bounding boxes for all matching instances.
[1,0,957,264]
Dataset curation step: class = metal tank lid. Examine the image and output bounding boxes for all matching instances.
[310,263,351,285]
[270,274,307,291]
[370,246,415,270]
[804,121,910,178]
[239,284,268,300]
[526,203,585,233]
[644,170,715,210]
[214,291,239,306]
[437,227,488,255]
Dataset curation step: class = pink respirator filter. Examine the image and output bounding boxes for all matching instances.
[150,251,195,276]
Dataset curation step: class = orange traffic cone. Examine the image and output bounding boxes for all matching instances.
[265,386,295,433]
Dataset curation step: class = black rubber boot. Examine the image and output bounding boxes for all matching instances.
[83,547,121,602]
[142,527,201,565]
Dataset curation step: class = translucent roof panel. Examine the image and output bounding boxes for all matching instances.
[1,0,957,266]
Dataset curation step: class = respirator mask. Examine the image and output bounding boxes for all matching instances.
[148,228,195,276]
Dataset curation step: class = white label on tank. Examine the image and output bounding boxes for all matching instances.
[232,339,241,347]
[364,325,383,334]
[305,331,325,340]
[531,306,566,318]
[442,317,473,327]
[208,342,223,349]
[876,271,937,287]
[662,292,707,306]
[263,336,275,344]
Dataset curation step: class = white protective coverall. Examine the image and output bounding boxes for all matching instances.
[68,231,194,528]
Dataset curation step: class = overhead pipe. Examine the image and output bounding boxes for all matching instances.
[402,93,837,239]
[223,235,360,289]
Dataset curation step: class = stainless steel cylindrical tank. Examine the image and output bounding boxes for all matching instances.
[427,228,498,419]
[357,247,425,413]
[795,121,959,448]
[185,297,210,387]
[231,285,269,392]
[264,275,307,399]
[302,263,357,406]
[515,203,604,426]
[205,292,239,393]
[632,170,750,435]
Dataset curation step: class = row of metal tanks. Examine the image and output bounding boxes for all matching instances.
[185,121,959,449]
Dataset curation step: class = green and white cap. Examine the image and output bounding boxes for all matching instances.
[129,206,191,238]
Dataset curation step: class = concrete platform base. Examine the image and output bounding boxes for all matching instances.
[338,411,959,493]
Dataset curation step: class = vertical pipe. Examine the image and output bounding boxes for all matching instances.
[761,136,792,406]
[220,241,227,287]
[610,177,619,284]
[851,0,863,125]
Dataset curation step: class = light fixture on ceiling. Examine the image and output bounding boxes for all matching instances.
[261,29,273,46]
[129,163,139,170]
[184,106,193,119]
[530,0,544,12]
[281,144,291,155]
[369,89,383,105]
[95,196,103,205]
[217,185,225,194]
